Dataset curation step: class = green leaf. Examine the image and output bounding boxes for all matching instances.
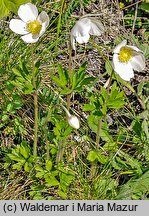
[46,160,53,171]
[24,162,31,172]
[12,162,24,170]
[139,43,149,58]
[78,76,96,86]
[31,192,44,200]
[63,127,72,137]
[105,60,113,75]
[45,176,59,187]
[36,171,45,178]
[100,124,114,142]
[102,142,118,151]
[87,151,97,162]
[87,115,113,142]
[132,120,142,138]
[0,0,9,18]
[19,142,30,159]
[96,152,107,164]
[51,74,66,88]
[59,171,75,192]
[115,74,135,93]
[35,166,44,172]
[94,176,118,197]
[87,114,98,133]
[137,81,145,96]
[57,64,68,86]
[107,82,125,109]
[139,2,149,12]
[116,170,149,199]
[58,190,67,199]
[117,150,142,175]
[0,0,31,18]
[77,61,87,74]
[60,88,72,95]
[7,153,25,162]
[87,150,107,164]
[142,119,149,140]
[50,64,69,89]
[6,103,13,112]
[71,62,87,90]
[4,162,11,170]
[23,83,33,94]
[93,110,103,117]
[2,114,9,121]
[82,104,95,111]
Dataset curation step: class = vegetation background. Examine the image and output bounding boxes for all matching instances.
[0,0,149,200]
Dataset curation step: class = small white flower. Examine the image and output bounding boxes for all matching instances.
[9,3,49,43]
[71,17,104,50]
[112,40,145,81]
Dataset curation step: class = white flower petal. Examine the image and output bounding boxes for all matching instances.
[32,34,40,39]
[39,22,47,37]
[71,18,91,37]
[39,18,49,37]
[113,40,127,54]
[113,54,134,81]
[76,34,90,44]
[130,54,145,71]
[18,3,38,23]
[9,19,28,35]
[38,11,49,27]
[21,33,39,43]
[126,45,142,53]
[89,18,104,35]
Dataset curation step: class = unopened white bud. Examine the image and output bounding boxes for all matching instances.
[61,105,80,129]
[68,115,80,129]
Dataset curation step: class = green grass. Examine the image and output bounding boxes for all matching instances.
[0,0,149,200]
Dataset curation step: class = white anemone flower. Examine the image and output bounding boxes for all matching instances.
[112,40,145,81]
[71,17,104,50]
[9,3,49,43]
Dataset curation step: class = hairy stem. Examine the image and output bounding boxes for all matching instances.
[33,91,38,157]
[44,108,51,160]
[56,141,64,164]
[96,119,102,149]
[46,134,49,160]
[67,41,73,111]
[31,46,38,157]
[131,2,138,36]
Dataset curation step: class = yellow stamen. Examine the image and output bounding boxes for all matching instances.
[26,20,42,35]
[118,47,133,63]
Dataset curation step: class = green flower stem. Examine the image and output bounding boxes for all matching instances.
[90,40,113,179]
[67,93,72,111]
[44,108,51,160]
[31,45,38,157]
[33,91,38,157]
[46,139,50,160]
[96,119,102,149]
[56,141,65,164]
[67,41,73,111]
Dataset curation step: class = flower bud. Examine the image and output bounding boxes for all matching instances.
[68,115,80,129]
